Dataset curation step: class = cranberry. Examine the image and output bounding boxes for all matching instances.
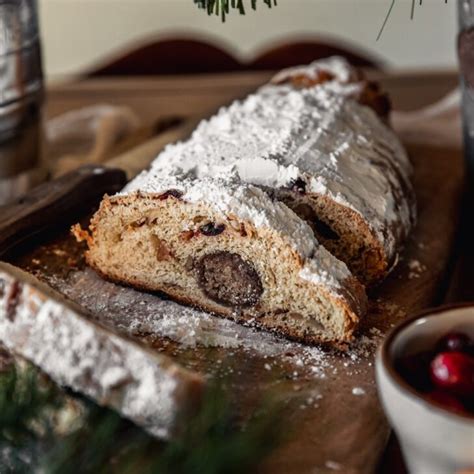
[396,351,434,392]
[430,352,474,397]
[436,332,472,354]
[288,178,306,194]
[199,223,225,236]
[426,390,467,415]
[158,189,183,200]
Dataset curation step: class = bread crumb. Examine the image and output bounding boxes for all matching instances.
[408,259,426,279]
[325,460,342,470]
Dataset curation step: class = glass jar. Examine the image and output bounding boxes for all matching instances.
[0,0,45,205]
[459,0,474,193]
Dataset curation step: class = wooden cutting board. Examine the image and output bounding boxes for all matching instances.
[0,134,464,473]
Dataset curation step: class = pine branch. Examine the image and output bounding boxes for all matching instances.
[0,363,66,473]
[0,363,285,473]
[378,0,449,40]
[194,0,276,21]
[193,0,448,39]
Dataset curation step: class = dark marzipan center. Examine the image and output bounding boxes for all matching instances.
[196,251,263,307]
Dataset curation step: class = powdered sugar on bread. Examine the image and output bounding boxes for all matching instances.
[140,80,414,263]
[271,56,358,84]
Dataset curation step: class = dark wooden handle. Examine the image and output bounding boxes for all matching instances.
[0,165,127,257]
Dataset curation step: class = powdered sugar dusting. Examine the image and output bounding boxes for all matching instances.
[299,246,350,289]
[325,460,343,471]
[408,259,427,279]
[53,268,381,381]
[271,56,356,84]
[129,57,414,265]
[122,173,353,295]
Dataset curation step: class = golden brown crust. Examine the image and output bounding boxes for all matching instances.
[358,81,391,120]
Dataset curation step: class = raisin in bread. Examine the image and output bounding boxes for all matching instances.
[140,57,416,286]
[73,175,367,344]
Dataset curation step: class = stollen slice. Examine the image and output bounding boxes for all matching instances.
[74,174,367,345]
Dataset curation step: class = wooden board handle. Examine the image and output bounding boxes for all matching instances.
[0,165,126,257]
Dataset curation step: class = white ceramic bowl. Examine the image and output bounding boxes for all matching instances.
[376,304,474,474]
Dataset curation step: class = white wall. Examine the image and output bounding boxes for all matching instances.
[39,0,458,78]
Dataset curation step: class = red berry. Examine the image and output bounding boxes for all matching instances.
[199,222,226,236]
[397,351,434,391]
[426,390,467,414]
[436,332,472,353]
[430,352,474,397]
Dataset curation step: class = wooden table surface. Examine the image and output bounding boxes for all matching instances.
[44,69,463,473]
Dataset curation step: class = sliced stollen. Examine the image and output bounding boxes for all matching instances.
[140,58,416,286]
[0,262,204,440]
[73,174,367,345]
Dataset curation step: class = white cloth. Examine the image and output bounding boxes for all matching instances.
[46,104,140,176]
[392,89,461,148]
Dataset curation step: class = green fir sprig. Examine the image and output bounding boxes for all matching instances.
[193,0,449,40]
[377,0,449,40]
[194,0,277,22]
[0,363,285,474]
